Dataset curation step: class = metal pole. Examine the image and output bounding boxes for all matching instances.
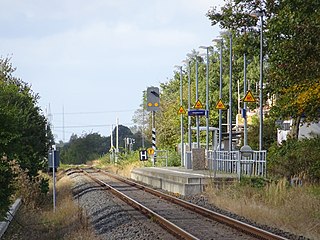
[205,48,210,151]
[179,66,184,166]
[52,145,56,212]
[244,53,248,145]
[142,91,145,149]
[188,61,192,151]
[116,117,119,163]
[229,33,233,151]
[110,125,114,162]
[259,14,264,151]
[195,58,200,148]
[152,111,156,166]
[218,40,223,150]
[62,105,65,142]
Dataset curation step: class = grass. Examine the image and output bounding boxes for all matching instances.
[205,177,320,239]
[91,153,150,178]
[3,171,100,240]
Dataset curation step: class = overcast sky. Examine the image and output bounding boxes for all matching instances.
[0,0,224,142]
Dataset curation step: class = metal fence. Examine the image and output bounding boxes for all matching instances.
[155,150,169,167]
[207,150,267,179]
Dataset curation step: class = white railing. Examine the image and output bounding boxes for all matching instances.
[155,150,169,167]
[207,150,267,179]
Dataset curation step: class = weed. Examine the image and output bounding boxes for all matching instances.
[206,179,320,239]
[3,172,99,240]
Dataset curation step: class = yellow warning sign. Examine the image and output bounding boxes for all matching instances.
[193,99,203,109]
[178,106,186,115]
[243,90,256,102]
[215,99,227,110]
[147,148,155,155]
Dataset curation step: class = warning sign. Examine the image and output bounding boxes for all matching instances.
[193,99,203,109]
[243,90,256,102]
[215,99,227,110]
[178,106,186,115]
[147,148,155,155]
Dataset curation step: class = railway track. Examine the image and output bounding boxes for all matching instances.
[71,168,288,240]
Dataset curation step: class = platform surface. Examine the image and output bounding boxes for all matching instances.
[131,167,237,196]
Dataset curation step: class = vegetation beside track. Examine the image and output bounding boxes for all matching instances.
[3,170,99,240]
[206,177,320,240]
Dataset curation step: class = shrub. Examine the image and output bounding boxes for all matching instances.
[268,137,320,182]
[0,159,15,220]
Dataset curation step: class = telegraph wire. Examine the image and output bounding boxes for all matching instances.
[53,109,136,115]
[54,122,135,128]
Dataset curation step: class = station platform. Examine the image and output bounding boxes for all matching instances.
[131,167,238,196]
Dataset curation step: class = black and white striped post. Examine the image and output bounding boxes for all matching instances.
[152,112,157,166]
[147,87,160,166]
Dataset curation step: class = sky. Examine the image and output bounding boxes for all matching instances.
[0,0,224,142]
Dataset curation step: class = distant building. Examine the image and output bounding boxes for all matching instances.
[277,120,320,144]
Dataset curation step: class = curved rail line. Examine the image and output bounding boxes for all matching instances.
[79,168,287,240]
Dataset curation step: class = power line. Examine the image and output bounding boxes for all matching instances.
[53,109,136,115]
[54,122,135,128]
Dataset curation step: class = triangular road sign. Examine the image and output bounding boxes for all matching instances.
[215,99,227,110]
[178,106,186,115]
[193,99,203,109]
[243,90,256,102]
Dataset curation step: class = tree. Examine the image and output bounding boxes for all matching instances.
[266,0,320,138]
[208,0,320,138]
[0,58,51,219]
[60,125,140,164]
[61,133,108,164]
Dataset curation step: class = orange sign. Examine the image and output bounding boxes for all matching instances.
[193,99,203,109]
[147,148,155,155]
[243,90,256,102]
[178,106,186,115]
[215,99,227,110]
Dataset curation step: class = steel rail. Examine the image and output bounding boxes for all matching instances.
[98,169,288,240]
[81,169,200,240]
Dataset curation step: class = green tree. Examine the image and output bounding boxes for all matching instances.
[268,137,320,182]
[247,116,277,150]
[0,58,51,219]
[207,0,320,138]
[267,0,320,138]
[61,126,139,164]
[61,133,108,164]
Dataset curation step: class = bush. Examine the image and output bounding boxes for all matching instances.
[240,176,268,189]
[0,159,15,220]
[268,137,320,182]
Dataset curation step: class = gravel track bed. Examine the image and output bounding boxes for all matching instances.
[68,172,177,240]
[69,169,309,240]
[93,171,258,240]
[101,170,309,240]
